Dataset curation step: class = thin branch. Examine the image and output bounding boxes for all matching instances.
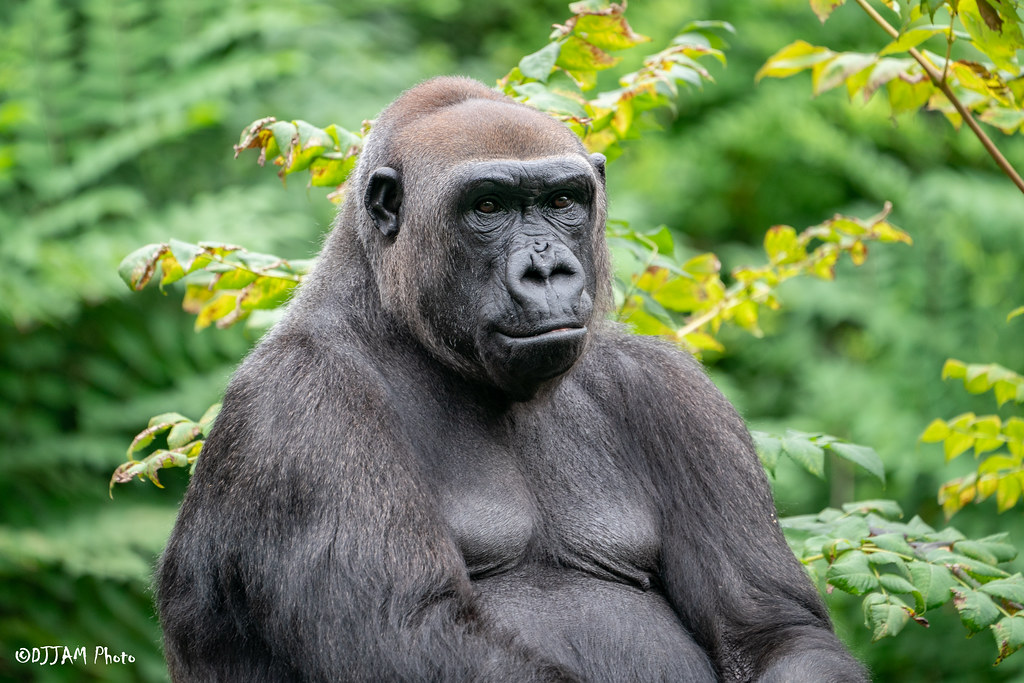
[853,0,1024,196]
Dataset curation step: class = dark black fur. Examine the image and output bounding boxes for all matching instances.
[157,77,867,682]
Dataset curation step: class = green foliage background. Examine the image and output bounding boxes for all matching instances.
[3,0,1024,680]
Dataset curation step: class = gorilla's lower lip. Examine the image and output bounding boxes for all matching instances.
[498,325,587,341]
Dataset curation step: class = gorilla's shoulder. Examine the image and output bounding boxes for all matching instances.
[227,325,391,414]
[583,325,708,384]
[579,326,743,427]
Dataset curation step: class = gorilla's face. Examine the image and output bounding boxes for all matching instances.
[452,155,603,399]
[362,107,607,401]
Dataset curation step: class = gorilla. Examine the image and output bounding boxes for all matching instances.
[157,77,866,682]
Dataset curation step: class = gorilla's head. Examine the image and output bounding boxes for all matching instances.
[346,77,610,400]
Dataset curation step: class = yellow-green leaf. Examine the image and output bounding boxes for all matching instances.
[942,358,968,380]
[811,53,876,95]
[945,432,975,461]
[682,331,725,353]
[571,14,649,51]
[810,0,847,23]
[240,277,297,311]
[764,225,803,264]
[921,419,950,443]
[879,25,949,56]
[682,252,722,276]
[887,72,934,113]
[195,293,239,331]
[556,35,619,73]
[756,41,834,81]
[997,474,1022,512]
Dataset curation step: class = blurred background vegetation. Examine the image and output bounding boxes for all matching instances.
[3,0,1024,680]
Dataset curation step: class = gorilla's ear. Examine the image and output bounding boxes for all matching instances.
[365,167,403,238]
[589,153,606,183]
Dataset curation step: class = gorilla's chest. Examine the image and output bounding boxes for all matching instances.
[428,411,661,587]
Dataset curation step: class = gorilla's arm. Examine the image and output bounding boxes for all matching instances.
[607,334,868,683]
[157,335,572,683]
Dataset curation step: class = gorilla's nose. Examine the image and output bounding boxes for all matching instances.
[506,241,585,315]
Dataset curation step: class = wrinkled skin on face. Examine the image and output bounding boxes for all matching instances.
[363,110,607,400]
[454,155,604,398]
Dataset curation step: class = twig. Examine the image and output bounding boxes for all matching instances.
[853,0,1024,196]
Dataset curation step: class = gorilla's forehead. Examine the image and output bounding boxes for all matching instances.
[450,156,597,192]
[399,99,584,162]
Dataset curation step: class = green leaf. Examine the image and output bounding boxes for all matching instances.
[955,540,1000,565]
[645,226,675,254]
[953,588,1002,633]
[965,533,1017,562]
[752,432,783,474]
[167,421,203,450]
[782,436,826,478]
[992,615,1024,664]
[519,41,562,81]
[118,243,167,290]
[871,533,915,556]
[782,436,823,479]
[909,561,958,610]
[127,423,170,457]
[827,551,879,595]
[169,238,208,274]
[863,592,911,641]
[199,404,222,436]
[980,574,1024,604]
[866,549,908,570]
[940,552,1009,579]
[268,121,298,162]
[878,572,917,594]
[830,442,886,484]
[842,499,903,518]
[147,412,189,428]
[1008,306,1024,322]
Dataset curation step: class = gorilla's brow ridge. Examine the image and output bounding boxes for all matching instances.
[454,157,597,196]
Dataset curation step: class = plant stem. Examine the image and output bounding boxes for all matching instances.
[852,0,1024,196]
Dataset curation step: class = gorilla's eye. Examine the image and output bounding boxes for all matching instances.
[551,194,574,209]
[475,198,499,214]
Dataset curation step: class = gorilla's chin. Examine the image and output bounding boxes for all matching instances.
[481,327,589,400]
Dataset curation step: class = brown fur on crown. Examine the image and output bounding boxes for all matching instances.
[361,76,585,174]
